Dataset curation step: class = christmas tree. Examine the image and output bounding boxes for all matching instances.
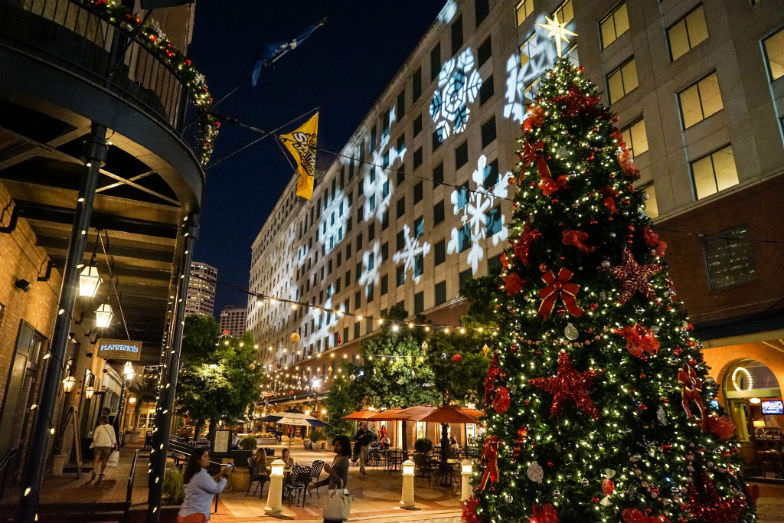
[465,60,755,523]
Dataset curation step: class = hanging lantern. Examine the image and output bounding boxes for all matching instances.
[123,361,135,380]
[84,385,95,399]
[290,332,300,343]
[62,375,76,392]
[128,396,137,404]
[95,303,113,328]
[79,265,101,298]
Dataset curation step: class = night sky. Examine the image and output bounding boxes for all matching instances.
[188,1,445,314]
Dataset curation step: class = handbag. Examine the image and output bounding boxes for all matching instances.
[107,450,120,467]
[323,477,351,521]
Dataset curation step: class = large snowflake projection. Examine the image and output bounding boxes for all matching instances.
[392,224,431,284]
[357,241,381,295]
[503,15,576,122]
[437,0,457,23]
[299,287,342,357]
[430,48,482,143]
[363,146,405,222]
[447,155,510,275]
[319,190,350,254]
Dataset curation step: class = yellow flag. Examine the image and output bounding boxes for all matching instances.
[280,112,318,200]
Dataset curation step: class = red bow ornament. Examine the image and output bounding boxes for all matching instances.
[484,355,505,406]
[513,224,541,266]
[462,497,481,523]
[705,414,736,440]
[601,185,619,214]
[678,363,706,421]
[618,149,640,179]
[617,325,660,358]
[539,173,569,197]
[561,230,597,253]
[643,227,668,257]
[529,503,559,523]
[522,140,550,179]
[538,268,584,320]
[478,436,500,491]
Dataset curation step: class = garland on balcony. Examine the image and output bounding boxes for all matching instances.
[82,0,219,165]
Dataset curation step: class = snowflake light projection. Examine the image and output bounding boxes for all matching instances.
[363,146,405,222]
[504,15,576,123]
[447,155,510,275]
[430,48,482,143]
[300,287,341,355]
[319,190,350,254]
[393,224,431,284]
[358,241,381,295]
[437,0,457,23]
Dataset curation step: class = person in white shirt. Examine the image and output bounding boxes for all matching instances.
[91,415,117,480]
[178,449,229,522]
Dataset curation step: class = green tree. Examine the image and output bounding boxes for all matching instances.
[323,375,356,439]
[469,60,752,523]
[425,331,489,406]
[177,331,262,443]
[181,314,220,364]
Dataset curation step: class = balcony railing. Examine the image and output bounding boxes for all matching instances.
[0,0,217,166]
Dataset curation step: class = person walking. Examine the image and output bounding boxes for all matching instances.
[178,449,229,522]
[91,415,117,481]
[308,435,351,523]
[354,422,373,476]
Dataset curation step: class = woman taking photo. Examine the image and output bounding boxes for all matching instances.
[177,449,229,522]
[308,435,351,523]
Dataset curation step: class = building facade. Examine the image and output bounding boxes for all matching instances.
[219,305,247,337]
[248,0,784,460]
[185,261,218,317]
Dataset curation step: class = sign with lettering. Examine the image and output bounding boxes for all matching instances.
[97,338,142,361]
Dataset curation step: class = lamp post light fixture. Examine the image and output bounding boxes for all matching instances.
[78,265,101,298]
[94,303,113,328]
[62,376,76,393]
[84,386,95,399]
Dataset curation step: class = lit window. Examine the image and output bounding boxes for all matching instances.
[667,5,709,61]
[763,27,784,80]
[600,2,630,49]
[552,0,574,25]
[621,118,649,157]
[690,145,739,199]
[679,72,723,128]
[515,0,534,26]
[607,58,638,103]
[703,227,756,289]
[641,183,659,218]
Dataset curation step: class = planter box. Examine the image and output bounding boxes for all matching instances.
[230,468,249,491]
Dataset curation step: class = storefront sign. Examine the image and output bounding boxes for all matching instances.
[97,338,142,361]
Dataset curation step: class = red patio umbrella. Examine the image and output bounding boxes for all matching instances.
[342,410,378,420]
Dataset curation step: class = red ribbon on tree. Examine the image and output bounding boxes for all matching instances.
[538,173,569,197]
[523,106,545,132]
[643,226,668,257]
[685,473,747,523]
[552,85,599,117]
[513,224,541,266]
[705,414,736,440]
[617,325,660,358]
[529,503,559,523]
[561,230,597,253]
[484,355,505,406]
[462,497,481,523]
[538,268,584,320]
[621,508,671,523]
[601,185,619,214]
[478,436,500,491]
[521,140,551,180]
[678,362,706,421]
[493,386,511,413]
[503,272,526,296]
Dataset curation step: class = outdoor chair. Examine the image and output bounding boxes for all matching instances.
[245,458,269,498]
[309,460,325,498]
[283,465,312,506]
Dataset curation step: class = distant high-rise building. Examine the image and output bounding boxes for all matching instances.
[219,306,247,337]
[185,262,217,317]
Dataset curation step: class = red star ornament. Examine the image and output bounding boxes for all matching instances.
[529,352,600,419]
[606,248,662,304]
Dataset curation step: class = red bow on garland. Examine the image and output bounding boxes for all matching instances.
[513,224,541,266]
[705,413,736,440]
[462,497,481,523]
[538,268,584,320]
[521,140,551,180]
[478,436,500,491]
[503,272,526,296]
[677,363,706,422]
[617,325,660,358]
[523,106,545,132]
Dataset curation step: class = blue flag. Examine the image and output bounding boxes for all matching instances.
[250,18,326,87]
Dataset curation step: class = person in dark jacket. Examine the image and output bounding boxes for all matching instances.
[353,422,374,476]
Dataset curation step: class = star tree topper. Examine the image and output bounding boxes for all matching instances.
[529,351,600,419]
[606,247,662,305]
[536,16,577,58]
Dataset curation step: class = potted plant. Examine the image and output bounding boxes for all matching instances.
[159,466,184,522]
[413,438,433,469]
[309,429,327,450]
[239,436,257,450]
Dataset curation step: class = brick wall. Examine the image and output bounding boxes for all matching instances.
[659,174,784,328]
[0,182,61,409]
